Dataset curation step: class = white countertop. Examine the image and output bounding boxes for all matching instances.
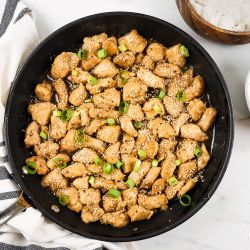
[22,0,250,249]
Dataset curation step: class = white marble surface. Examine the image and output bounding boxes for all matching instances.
[22,0,250,249]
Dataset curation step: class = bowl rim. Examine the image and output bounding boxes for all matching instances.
[4,11,234,242]
[187,0,250,36]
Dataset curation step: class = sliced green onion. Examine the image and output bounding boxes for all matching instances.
[88,176,95,185]
[153,104,163,114]
[107,188,121,198]
[106,118,116,126]
[157,89,166,100]
[88,76,98,85]
[53,110,62,117]
[22,165,36,175]
[77,49,88,60]
[71,70,78,77]
[75,129,85,143]
[174,159,182,166]
[103,163,114,174]
[115,160,123,169]
[117,70,129,86]
[133,122,142,129]
[176,90,186,102]
[53,158,67,169]
[126,178,135,188]
[167,176,178,186]
[59,195,70,206]
[60,109,74,122]
[194,146,202,158]
[118,44,128,52]
[178,194,192,207]
[133,160,141,172]
[152,159,158,167]
[138,149,147,160]
[39,130,47,140]
[84,98,92,103]
[94,156,104,166]
[179,45,189,57]
[119,101,129,114]
[97,48,107,59]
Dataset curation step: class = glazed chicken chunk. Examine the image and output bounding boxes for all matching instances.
[35,82,53,102]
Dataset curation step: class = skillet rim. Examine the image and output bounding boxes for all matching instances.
[4,11,234,242]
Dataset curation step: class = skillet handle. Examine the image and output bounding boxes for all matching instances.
[0,194,31,226]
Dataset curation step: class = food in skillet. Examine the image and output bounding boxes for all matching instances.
[23,30,217,228]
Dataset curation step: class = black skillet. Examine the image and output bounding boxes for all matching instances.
[3,12,234,241]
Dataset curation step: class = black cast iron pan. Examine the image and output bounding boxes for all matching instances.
[3,12,234,241]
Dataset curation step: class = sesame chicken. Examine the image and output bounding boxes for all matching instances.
[24,121,41,147]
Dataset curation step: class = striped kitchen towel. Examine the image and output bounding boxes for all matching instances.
[0,1,136,249]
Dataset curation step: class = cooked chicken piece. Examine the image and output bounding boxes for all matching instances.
[82,32,108,52]
[72,148,98,164]
[122,77,148,103]
[34,141,59,159]
[173,112,189,135]
[178,160,197,181]
[97,125,121,144]
[187,99,206,121]
[166,44,186,68]
[93,58,119,78]
[137,67,165,89]
[161,155,177,182]
[51,52,79,79]
[135,53,144,64]
[178,178,197,197]
[185,75,205,101]
[113,51,135,68]
[165,180,184,200]
[147,118,175,138]
[24,121,41,147]
[25,156,49,175]
[86,77,116,95]
[151,178,166,195]
[88,106,119,119]
[47,153,70,170]
[91,177,115,190]
[78,104,91,127]
[28,102,55,125]
[143,98,165,119]
[146,43,165,62]
[101,211,129,228]
[102,194,122,212]
[197,143,210,170]
[104,142,120,164]
[41,168,67,192]
[56,187,82,212]
[128,160,151,185]
[141,55,155,70]
[72,176,89,189]
[115,181,128,190]
[35,82,52,102]
[50,115,67,140]
[121,154,137,173]
[197,107,217,132]
[60,129,77,152]
[128,205,154,222]
[79,188,101,205]
[138,194,168,210]
[134,129,155,152]
[102,37,119,56]
[67,67,91,84]
[120,134,135,154]
[154,62,182,78]
[101,169,125,182]
[68,84,87,106]
[118,29,147,53]
[127,104,144,122]
[120,116,138,137]
[81,205,104,224]
[62,162,89,178]
[158,138,178,161]
[163,96,183,118]
[81,52,101,71]
[80,134,106,153]
[141,167,161,188]
[87,164,103,174]
[93,88,120,108]
[53,79,68,110]
[67,111,81,130]
[143,140,159,159]
[176,139,197,163]
[85,119,106,135]
[180,124,208,142]
[122,188,138,207]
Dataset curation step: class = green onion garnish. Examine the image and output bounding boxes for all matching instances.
[194,146,202,158]
[107,188,121,198]
[176,90,186,102]
[179,45,189,57]
[71,70,78,77]
[115,160,123,169]
[157,89,166,100]
[133,160,141,172]
[152,159,158,167]
[118,44,128,52]
[178,194,192,207]
[119,101,129,114]
[53,158,67,169]
[117,70,129,86]
[88,76,98,85]
[22,161,37,175]
[103,163,114,174]
[167,176,178,186]
[126,178,135,188]
[138,149,147,160]
[133,122,142,129]
[94,156,104,166]
[77,49,88,60]
[174,159,182,166]
[39,130,47,140]
[106,118,116,126]
[75,129,85,143]
[59,195,70,206]
[97,48,107,59]
[153,104,163,114]
[53,110,62,117]
[60,109,74,122]
[84,98,92,103]
[88,176,95,185]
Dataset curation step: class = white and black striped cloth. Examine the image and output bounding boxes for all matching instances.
[0,1,136,249]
